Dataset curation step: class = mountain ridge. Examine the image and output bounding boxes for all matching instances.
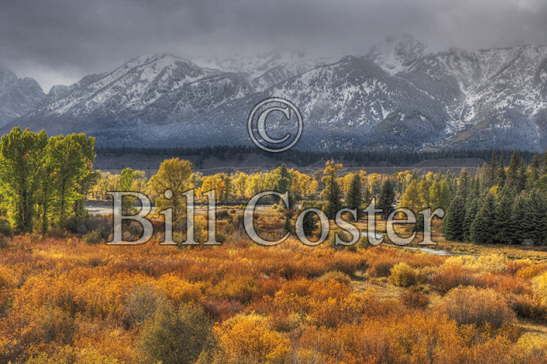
[2,37,547,152]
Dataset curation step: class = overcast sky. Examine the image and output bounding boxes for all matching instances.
[1,0,546,91]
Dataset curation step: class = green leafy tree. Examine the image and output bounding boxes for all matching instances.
[47,134,94,228]
[0,128,48,232]
[148,158,194,220]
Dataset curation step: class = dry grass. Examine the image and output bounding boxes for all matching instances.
[0,230,545,363]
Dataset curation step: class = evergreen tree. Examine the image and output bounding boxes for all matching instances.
[528,155,540,188]
[486,152,498,188]
[527,190,547,245]
[505,152,521,190]
[377,179,395,219]
[457,170,470,201]
[495,188,515,244]
[510,192,531,245]
[443,195,466,241]
[345,173,362,218]
[439,180,451,211]
[470,193,497,244]
[275,164,292,197]
[320,161,342,219]
[496,158,506,188]
[463,197,480,241]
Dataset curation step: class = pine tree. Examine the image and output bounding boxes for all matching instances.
[439,180,451,211]
[345,173,362,218]
[443,195,466,241]
[527,190,547,245]
[377,179,395,219]
[528,155,540,188]
[470,193,497,244]
[457,170,470,202]
[463,198,480,241]
[320,161,342,219]
[275,164,292,195]
[516,164,527,193]
[496,158,506,188]
[505,152,521,190]
[486,152,498,188]
[495,188,515,244]
[510,192,531,245]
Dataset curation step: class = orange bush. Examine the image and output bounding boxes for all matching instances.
[213,313,290,364]
[435,286,515,329]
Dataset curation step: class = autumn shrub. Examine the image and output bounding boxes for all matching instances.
[155,274,202,304]
[431,263,478,293]
[400,288,430,309]
[213,313,290,364]
[474,273,531,295]
[516,263,547,280]
[317,270,352,285]
[390,262,418,287]
[139,302,212,364]
[368,258,396,277]
[30,306,76,345]
[124,284,165,327]
[509,294,546,322]
[25,346,122,364]
[445,254,508,273]
[330,251,368,275]
[0,265,19,288]
[531,272,547,306]
[14,274,79,315]
[83,229,104,244]
[308,292,377,327]
[435,286,515,329]
[0,235,8,249]
[515,333,547,363]
[0,218,12,237]
[202,298,245,321]
[298,313,467,364]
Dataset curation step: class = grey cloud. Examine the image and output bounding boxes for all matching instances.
[1,0,546,90]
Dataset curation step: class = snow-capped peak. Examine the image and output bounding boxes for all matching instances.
[367,34,428,75]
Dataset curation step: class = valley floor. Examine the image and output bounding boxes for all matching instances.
[0,223,545,363]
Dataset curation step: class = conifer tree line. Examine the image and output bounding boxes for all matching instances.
[0,128,96,233]
[442,152,547,245]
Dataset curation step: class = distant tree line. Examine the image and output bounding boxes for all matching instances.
[0,128,96,233]
[96,145,537,168]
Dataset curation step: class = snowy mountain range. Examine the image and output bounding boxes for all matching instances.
[1,36,546,152]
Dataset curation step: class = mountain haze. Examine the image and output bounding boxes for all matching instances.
[2,36,547,152]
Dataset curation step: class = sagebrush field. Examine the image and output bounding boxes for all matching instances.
[0,227,545,363]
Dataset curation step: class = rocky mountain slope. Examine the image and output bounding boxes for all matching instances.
[0,65,45,127]
[2,37,546,151]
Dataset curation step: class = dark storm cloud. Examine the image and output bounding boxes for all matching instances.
[1,0,546,90]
